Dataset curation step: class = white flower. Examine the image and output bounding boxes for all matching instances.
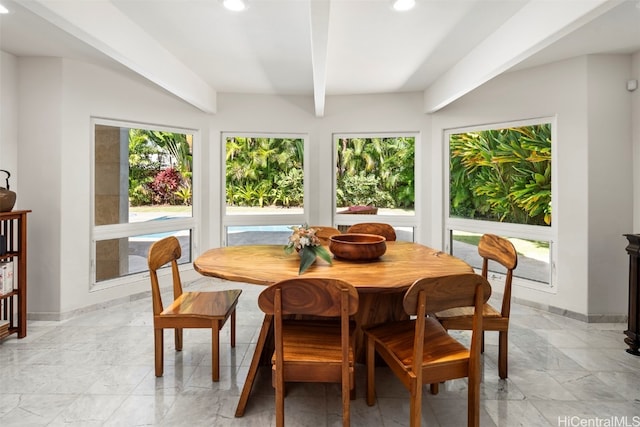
[299,236,311,247]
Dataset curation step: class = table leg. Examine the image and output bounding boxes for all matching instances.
[235,314,273,417]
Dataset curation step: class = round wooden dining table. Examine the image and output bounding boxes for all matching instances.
[193,241,473,417]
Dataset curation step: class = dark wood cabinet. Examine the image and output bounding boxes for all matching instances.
[0,210,30,339]
[624,234,640,356]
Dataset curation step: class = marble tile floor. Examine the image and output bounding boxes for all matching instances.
[1,277,639,426]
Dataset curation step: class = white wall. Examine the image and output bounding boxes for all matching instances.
[586,55,633,318]
[431,54,634,320]
[632,51,640,232]
[17,57,64,316]
[0,52,18,191]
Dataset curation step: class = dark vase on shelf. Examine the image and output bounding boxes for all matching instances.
[0,170,16,212]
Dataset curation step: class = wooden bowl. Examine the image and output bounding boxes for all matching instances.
[329,233,387,261]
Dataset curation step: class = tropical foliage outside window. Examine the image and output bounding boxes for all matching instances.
[449,123,551,226]
[128,129,193,208]
[335,136,415,210]
[225,136,304,210]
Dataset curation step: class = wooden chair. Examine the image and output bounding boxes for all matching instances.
[308,225,341,245]
[258,278,359,427]
[147,236,242,382]
[435,233,518,379]
[346,222,396,241]
[364,273,491,427]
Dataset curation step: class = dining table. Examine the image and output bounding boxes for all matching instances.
[193,240,474,417]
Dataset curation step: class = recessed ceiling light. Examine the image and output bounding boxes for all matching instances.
[223,0,247,12]
[392,0,415,12]
[0,4,9,14]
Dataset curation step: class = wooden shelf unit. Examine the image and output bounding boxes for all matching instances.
[0,210,30,339]
[624,234,640,356]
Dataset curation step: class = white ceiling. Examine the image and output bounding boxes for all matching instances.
[1,0,639,116]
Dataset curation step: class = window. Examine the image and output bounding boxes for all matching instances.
[92,120,196,286]
[448,230,551,284]
[223,134,307,246]
[445,119,555,289]
[334,134,417,241]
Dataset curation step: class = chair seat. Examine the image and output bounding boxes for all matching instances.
[275,320,355,364]
[365,317,468,368]
[161,289,241,318]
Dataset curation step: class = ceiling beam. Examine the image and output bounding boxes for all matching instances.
[423,0,623,114]
[309,0,331,117]
[21,0,217,114]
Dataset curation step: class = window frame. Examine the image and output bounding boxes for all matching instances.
[443,117,557,292]
[221,132,309,246]
[90,117,200,290]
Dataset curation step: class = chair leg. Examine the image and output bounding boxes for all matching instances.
[430,383,439,395]
[154,328,164,377]
[175,328,183,351]
[409,380,422,427]
[212,320,220,382]
[342,369,350,427]
[498,330,508,379]
[231,309,237,348]
[468,368,480,427]
[275,367,285,427]
[366,336,376,406]
[480,330,485,354]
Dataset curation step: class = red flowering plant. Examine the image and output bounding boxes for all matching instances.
[284,224,333,274]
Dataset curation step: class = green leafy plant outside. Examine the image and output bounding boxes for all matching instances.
[336,137,415,209]
[449,124,551,226]
[226,137,304,208]
[128,129,193,207]
[223,136,415,210]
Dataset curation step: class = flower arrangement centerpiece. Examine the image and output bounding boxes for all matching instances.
[284,224,333,274]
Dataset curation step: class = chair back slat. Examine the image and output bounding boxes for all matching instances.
[147,236,182,314]
[309,226,341,245]
[258,278,359,317]
[346,222,396,241]
[148,236,183,315]
[478,233,518,318]
[148,236,182,271]
[403,273,491,315]
[478,234,517,270]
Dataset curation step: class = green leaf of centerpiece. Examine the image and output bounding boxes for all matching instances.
[298,247,317,275]
[315,245,333,265]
